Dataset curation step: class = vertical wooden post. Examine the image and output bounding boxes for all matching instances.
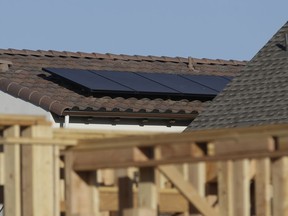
[217,161,233,216]
[136,167,157,216]
[116,168,133,216]
[3,125,21,216]
[188,143,206,216]
[21,125,56,216]
[233,159,250,216]
[255,158,271,216]
[272,157,288,216]
[65,151,100,216]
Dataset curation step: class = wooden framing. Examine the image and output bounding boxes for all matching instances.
[2,114,288,216]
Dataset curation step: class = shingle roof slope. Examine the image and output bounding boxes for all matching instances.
[0,49,245,117]
[187,22,288,130]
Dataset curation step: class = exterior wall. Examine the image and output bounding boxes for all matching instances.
[0,92,49,117]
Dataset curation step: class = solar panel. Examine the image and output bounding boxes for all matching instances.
[44,68,231,98]
[137,72,218,95]
[90,70,178,94]
[181,75,230,92]
[44,68,132,92]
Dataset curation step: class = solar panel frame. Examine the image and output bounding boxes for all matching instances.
[90,70,179,94]
[180,74,231,92]
[137,72,218,96]
[44,68,133,93]
[44,68,230,98]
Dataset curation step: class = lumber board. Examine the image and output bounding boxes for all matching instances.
[3,125,21,216]
[65,152,99,216]
[53,128,159,140]
[0,114,50,126]
[96,187,188,212]
[21,125,55,216]
[73,147,148,170]
[138,167,157,211]
[74,124,288,150]
[233,159,250,216]
[116,169,134,216]
[123,208,157,216]
[158,165,218,216]
[255,158,271,216]
[72,148,288,170]
[0,145,3,186]
[0,137,77,146]
[217,161,233,216]
[211,136,275,156]
[272,157,288,216]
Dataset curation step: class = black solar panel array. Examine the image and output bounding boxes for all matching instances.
[44,68,231,98]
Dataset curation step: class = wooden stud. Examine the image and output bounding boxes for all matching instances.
[116,168,133,216]
[272,157,288,216]
[21,125,56,216]
[3,125,21,216]
[217,161,233,216]
[65,151,100,216]
[255,158,271,216]
[188,143,206,216]
[158,165,218,216]
[232,159,250,216]
[138,167,157,214]
[123,208,157,216]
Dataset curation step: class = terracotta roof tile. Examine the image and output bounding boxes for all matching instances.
[0,48,246,122]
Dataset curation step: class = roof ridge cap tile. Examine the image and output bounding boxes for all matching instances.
[0,77,70,115]
[0,48,247,66]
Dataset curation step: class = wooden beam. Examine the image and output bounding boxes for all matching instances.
[21,125,56,216]
[158,165,218,216]
[0,137,77,146]
[255,158,271,216]
[272,157,288,216]
[75,124,288,150]
[65,151,99,216]
[97,187,188,212]
[3,125,21,216]
[232,159,250,216]
[217,161,233,216]
[0,114,50,126]
[211,136,275,156]
[72,147,288,170]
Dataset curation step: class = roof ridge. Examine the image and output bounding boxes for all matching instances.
[0,48,247,66]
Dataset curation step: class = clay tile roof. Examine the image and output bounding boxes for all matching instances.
[187,22,288,130]
[0,48,246,124]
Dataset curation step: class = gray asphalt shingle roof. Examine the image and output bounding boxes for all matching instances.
[187,22,288,130]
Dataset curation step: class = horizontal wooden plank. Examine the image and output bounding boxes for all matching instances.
[0,137,77,146]
[72,148,148,170]
[0,114,50,126]
[73,149,288,170]
[61,187,188,213]
[73,124,288,150]
[211,136,275,156]
[53,128,160,140]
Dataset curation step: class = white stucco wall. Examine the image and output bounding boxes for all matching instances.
[0,92,50,117]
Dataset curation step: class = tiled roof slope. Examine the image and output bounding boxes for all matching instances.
[187,22,288,130]
[0,48,245,118]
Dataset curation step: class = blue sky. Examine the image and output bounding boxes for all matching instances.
[0,1,287,61]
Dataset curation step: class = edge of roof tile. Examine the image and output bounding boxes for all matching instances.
[0,48,247,66]
[0,77,70,115]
